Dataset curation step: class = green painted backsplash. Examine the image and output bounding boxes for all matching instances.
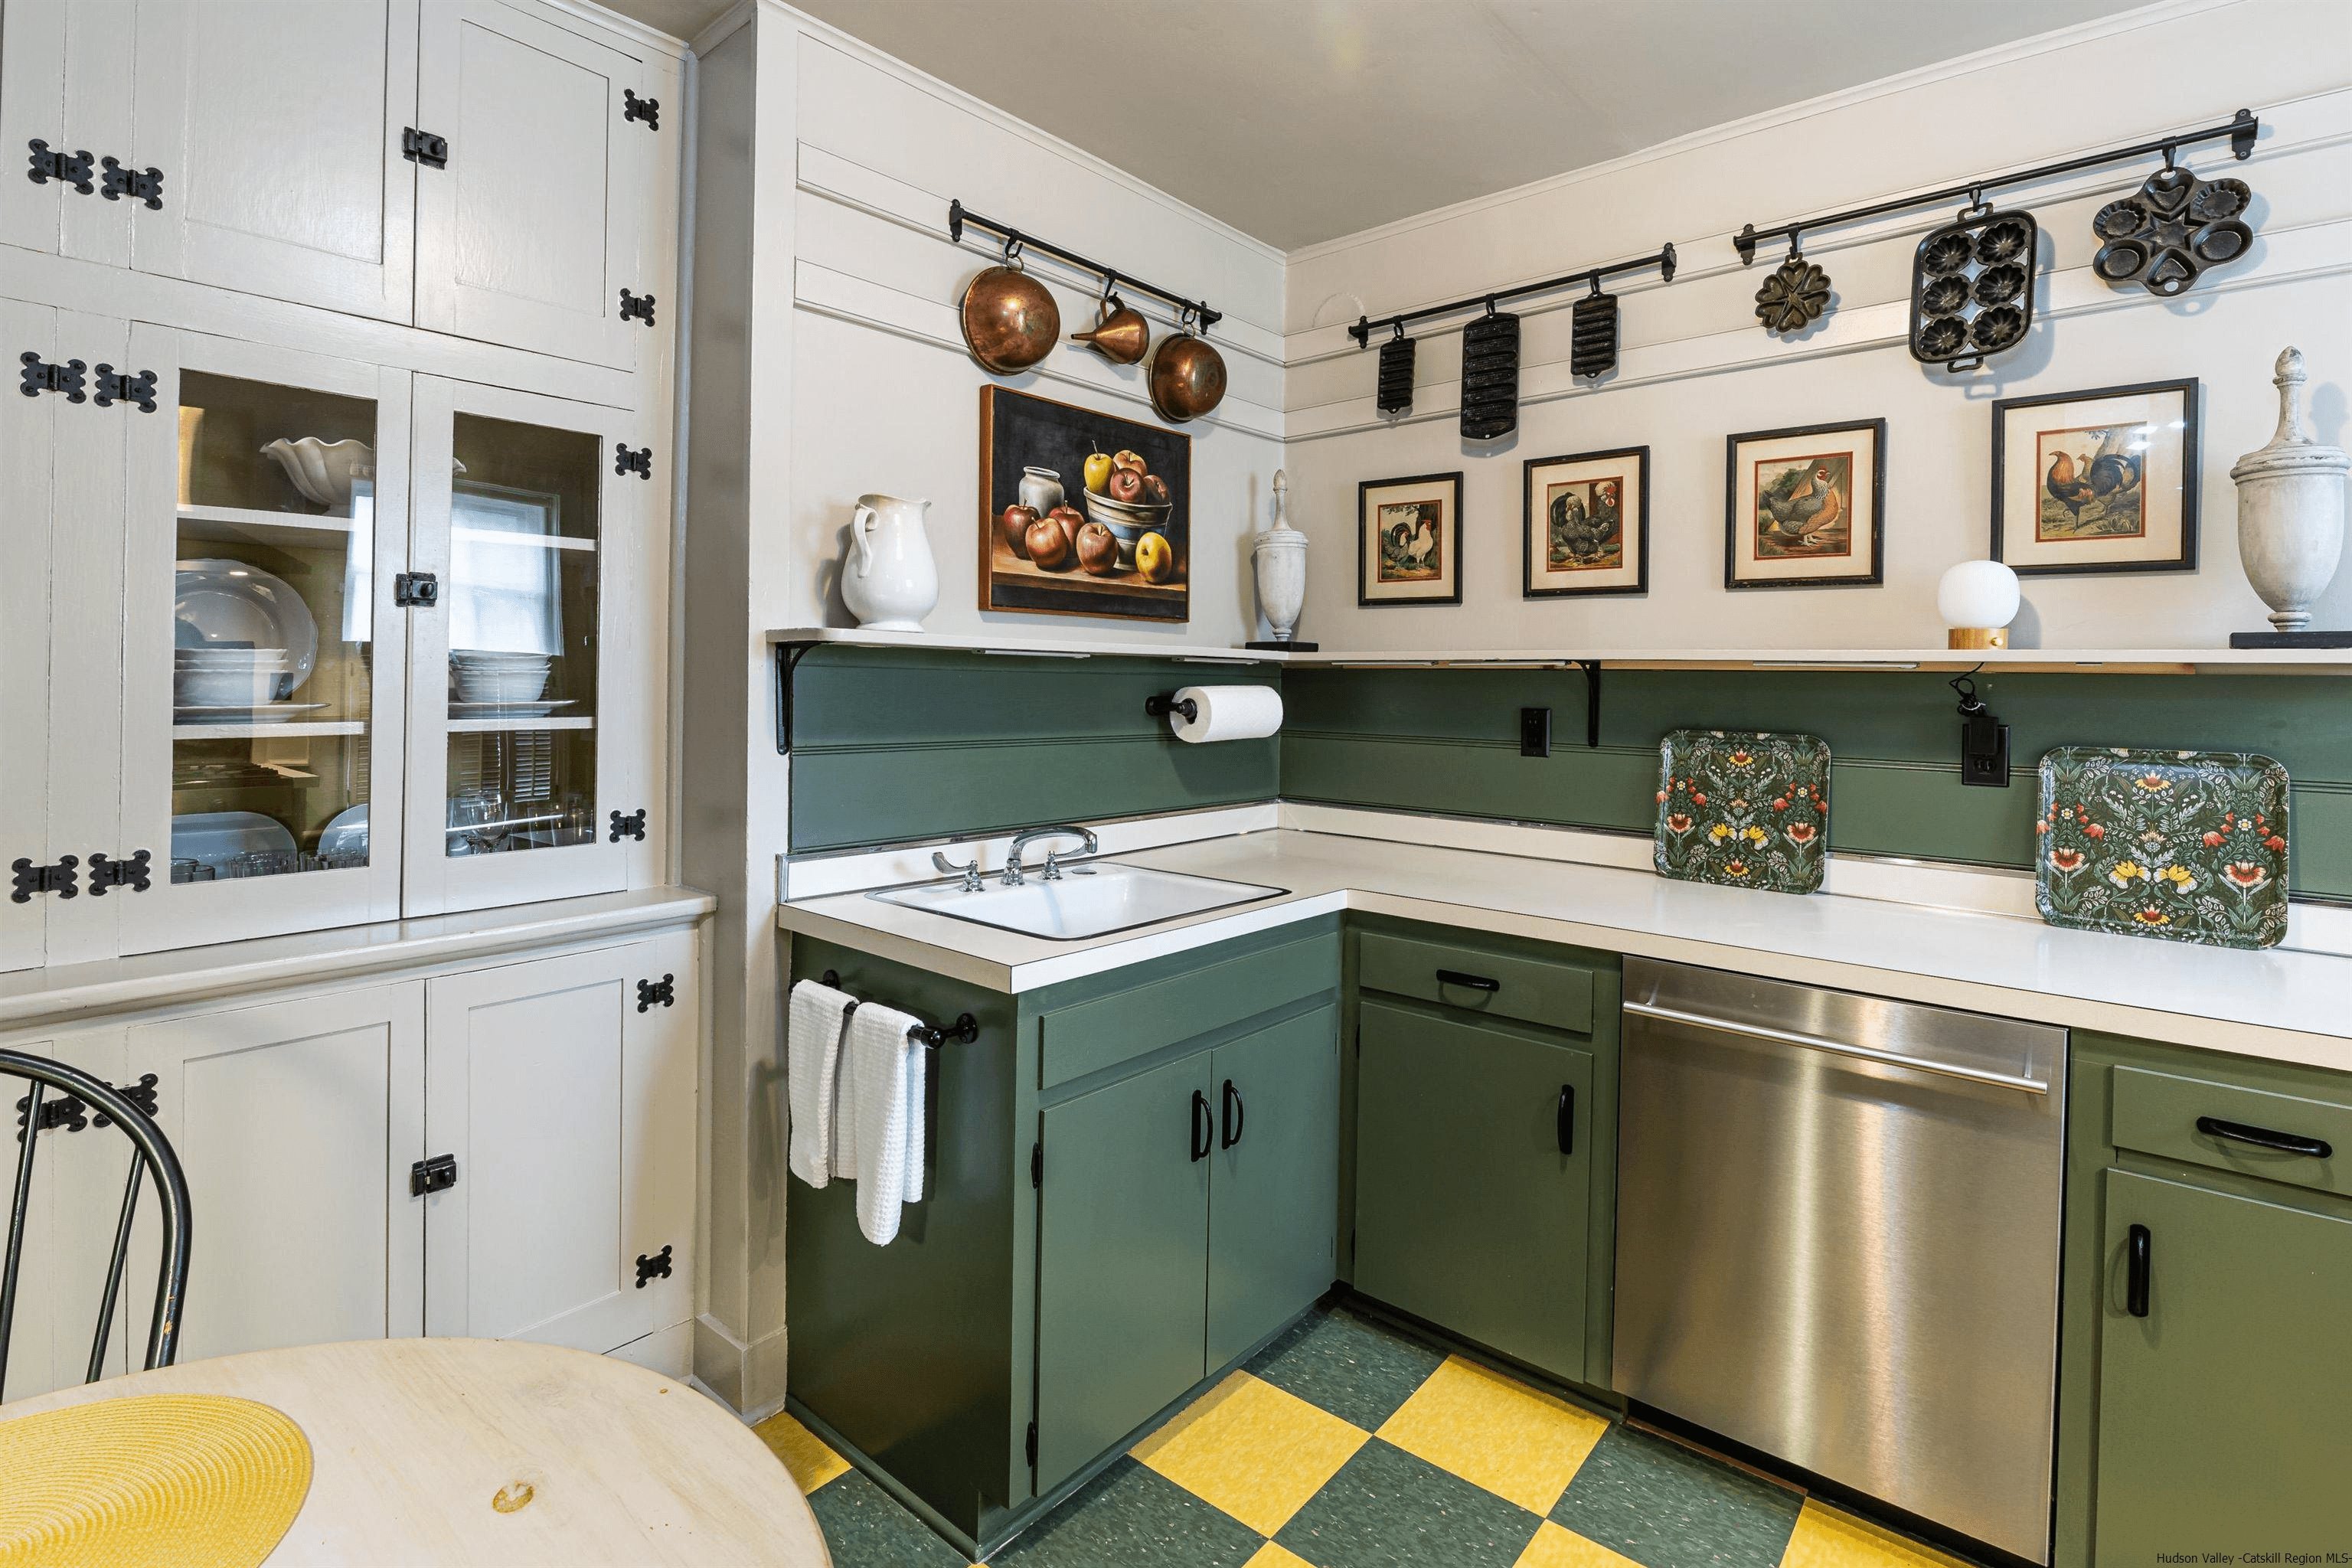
[787,648,2350,900]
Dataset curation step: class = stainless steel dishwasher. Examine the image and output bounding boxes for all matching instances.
[1615,958,2066,1563]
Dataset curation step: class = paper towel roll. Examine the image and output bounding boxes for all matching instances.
[1168,684,1284,743]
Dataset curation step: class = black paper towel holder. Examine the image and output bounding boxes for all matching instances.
[1145,692,1200,724]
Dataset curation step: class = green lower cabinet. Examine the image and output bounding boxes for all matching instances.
[1354,997,1592,1377]
[2092,1168,2352,1558]
[1034,1051,1212,1492]
[1207,1005,1341,1368]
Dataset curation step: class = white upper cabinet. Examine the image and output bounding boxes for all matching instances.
[126,0,422,323]
[1,0,136,266]
[413,1,658,371]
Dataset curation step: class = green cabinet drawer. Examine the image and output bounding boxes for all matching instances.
[1039,935,1338,1090]
[2112,1064,2349,1200]
[1357,930,1594,1036]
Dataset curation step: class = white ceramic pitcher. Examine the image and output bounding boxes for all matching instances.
[841,493,938,632]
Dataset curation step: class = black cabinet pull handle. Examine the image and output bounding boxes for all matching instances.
[1435,969,1500,992]
[1557,1084,1574,1156]
[2125,1223,2151,1318]
[2195,1115,2333,1160]
[1190,1089,1212,1162]
[1220,1079,1245,1149]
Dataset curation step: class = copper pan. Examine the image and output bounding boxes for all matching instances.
[1149,325,1227,423]
[1070,292,1150,364]
[959,262,1060,375]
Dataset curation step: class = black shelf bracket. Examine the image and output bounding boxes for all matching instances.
[773,641,817,755]
[1578,660,1602,749]
[1734,109,2259,265]
[949,200,1220,331]
[1349,245,1675,348]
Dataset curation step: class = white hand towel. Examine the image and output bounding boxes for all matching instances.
[843,1001,926,1245]
[786,978,855,1189]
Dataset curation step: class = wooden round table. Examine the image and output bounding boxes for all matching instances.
[0,1338,831,1566]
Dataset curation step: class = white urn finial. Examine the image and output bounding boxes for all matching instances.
[1252,469,1308,646]
[2232,345,2347,635]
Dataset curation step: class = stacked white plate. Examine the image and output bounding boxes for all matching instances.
[176,646,291,708]
[450,649,553,704]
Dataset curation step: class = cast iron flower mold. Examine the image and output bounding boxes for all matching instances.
[1754,239,1831,336]
[2091,162,2256,297]
[1907,200,2037,374]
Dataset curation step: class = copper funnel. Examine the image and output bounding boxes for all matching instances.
[1071,295,1150,364]
[1149,332,1227,423]
[959,264,1060,375]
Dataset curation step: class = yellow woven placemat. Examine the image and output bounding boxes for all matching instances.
[0,1393,312,1567]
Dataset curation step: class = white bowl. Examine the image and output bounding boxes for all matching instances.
[176,668,282,707]
[260,436,374,514]
[454,671,550,703]
[175,559,316,698]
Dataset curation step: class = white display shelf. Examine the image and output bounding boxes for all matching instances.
[172,720,367,739]
[176,505,360,552]
[446,715,597,733]
[766,627,2352,675]
[452,526,597,553]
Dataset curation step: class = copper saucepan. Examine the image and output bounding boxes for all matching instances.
[1070,291,1150,364]
[960,254,1060,375]
[1149,313,1227,422]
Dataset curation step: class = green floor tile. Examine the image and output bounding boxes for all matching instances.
[807,1469,972,1568]
[1274,1438,1541,1568]
[1547,1426,1802,1568]
[995,1457,1266,1567]
[1246,1306,1447,1431]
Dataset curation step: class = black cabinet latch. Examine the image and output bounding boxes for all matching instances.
[402,127,449,168]
[26,139,95,193]
[11,855,78,903]
[635,974,675,1012]
[634,1244,672,1287]
[19,353,87,402]
[410,1153,458,1197]
[393,572,439,607]
[87,849,152,895]
[622,89,658,129]
[93,365,156,413]
[619,288,655,325]
[608,808,647,842]
[613,443,652,480]
[99,155,163,209]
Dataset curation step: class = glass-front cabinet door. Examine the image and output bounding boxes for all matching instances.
[117,327,410,954]
[400,378,646,916]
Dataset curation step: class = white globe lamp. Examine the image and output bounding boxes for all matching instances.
[1937,560,2021,649]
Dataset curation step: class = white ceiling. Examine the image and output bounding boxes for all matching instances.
[617,0,2151,251]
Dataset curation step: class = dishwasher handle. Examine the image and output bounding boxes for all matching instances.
[1622,998,2050,1095]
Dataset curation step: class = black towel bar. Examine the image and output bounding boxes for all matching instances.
[818,969,980,1047]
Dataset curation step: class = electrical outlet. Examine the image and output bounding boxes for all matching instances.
[1962,713,2011,787]
[1521,707,1551,757]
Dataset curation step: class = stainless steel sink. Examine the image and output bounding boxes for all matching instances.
[867,863,1286,941]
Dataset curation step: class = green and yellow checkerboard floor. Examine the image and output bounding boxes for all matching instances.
[755,1305,1979,1568]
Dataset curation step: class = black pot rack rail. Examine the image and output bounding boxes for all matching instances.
[1348,243,1677,348]
[1733,108,2259,265]
[819,969,980,1047]
[949,199,1221,330]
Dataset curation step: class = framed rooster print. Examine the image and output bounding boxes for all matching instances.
[1525,446,1648,597]
[1725,419,1885,590]
[1358,472,1463,606]
[1991,380,2199,575]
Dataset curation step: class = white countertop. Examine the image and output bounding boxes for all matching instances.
[776,829,2352,1076]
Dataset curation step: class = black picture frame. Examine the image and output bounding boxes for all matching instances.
[1990,378,2200,577]
[1523,445,1650,599]
[1723,418,1887,590]
[979,384,1191,622]
[1357,472,1465,607]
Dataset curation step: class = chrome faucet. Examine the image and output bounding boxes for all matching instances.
[1002,825,1099,886]
[931,850,984,892]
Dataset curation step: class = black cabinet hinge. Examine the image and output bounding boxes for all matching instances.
[635,973,676,1012]
[98,155,162,209]
[87,849,152,895]
[393,572,439,607]
[402,127,449,168]
[1025,1419,1038,1469]
[607,808,646,842]
[613,442,652,480]
[634,1243,673,1287]
[92,364,156,413]
[410,1152,458,1196]
[13,1073,159,1143]
[11,855,78,903]
[1031,1141,1043,1188]
[19,353,87,402]
[25,139,94,194]
[622,88,659,129]
[619,288,656,325]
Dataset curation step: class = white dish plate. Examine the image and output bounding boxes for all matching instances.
[448,700,576,717]
[175,703,328,723]
[318,804,369,858]
[175,558,318,697]
[171,810,299,870]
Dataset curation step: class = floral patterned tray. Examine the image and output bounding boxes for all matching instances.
[2036,747,2291,949]
[1655,730,1830,894]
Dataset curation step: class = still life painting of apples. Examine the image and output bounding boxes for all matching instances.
[2036,421,2147,541]
[980,386,1188,622]
[1751,452,1854,558]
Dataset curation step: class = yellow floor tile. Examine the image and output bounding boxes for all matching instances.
[1131,1370,1370,1536]
[1515,1521,1645,1568]
[1245,1546,1319,1568]
[1782,1500,1976,1568]
[752,1410,850,1494]
[1374,1355,1611,1514]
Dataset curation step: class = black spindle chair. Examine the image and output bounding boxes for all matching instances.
[1,1050,191,1402]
